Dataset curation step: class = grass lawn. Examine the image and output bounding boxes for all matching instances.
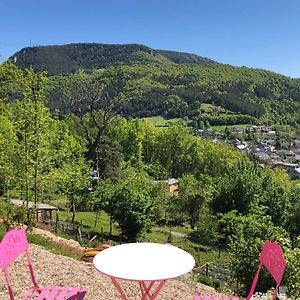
[200,103,221,113]
[146,230,230,266]
[55,210,230,266]
[56,210,120,238]
[142,116,183,127]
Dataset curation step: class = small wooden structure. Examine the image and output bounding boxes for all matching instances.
[10,199,57,222]
[165,178,178,194]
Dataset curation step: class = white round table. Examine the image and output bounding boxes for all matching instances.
[93,242,195,299]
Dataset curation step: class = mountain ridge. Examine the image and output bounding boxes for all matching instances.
[10,43,218,76]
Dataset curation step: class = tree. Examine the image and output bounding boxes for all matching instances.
[52,122,91,223]
[259,168,291,228]
[164,95,188,118]
[111,169,156,241]
[211,158,264,214]
[153,125,192,177]
[177,174,207,229]
[10,69,54,213]
[0,103,17,196]
[23,68,49,205]
[285,242,300,299]
[286,186,300,244]
[57,160,90,223]
[0,61,24,100]
[198,120,205,130]
[224,126,232,139]
[91,179,116,234]
[117,119,145,168]
[64,69,127,178]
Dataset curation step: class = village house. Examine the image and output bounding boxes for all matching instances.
[291,167,300,179]
[253,152,272,165]
[292,140,300,150]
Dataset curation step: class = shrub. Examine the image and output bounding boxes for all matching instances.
[196,274,221,290]
[285,240,300,299]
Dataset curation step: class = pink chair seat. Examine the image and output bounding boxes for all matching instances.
[195,297,239,300]
[21,286,87,300]
[0,228,88,300]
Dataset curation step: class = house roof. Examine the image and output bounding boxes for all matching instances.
[10,199,57,210]
[165,178,178,185]
[236,144,247,150]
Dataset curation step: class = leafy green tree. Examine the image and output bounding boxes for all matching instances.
[165,95,188,118]
[205,120,211,128]
[194,209,220,245]
[259,168,291,227]
[57,159,90,223]
[211,158,265,214]
[198,120,205,130]
[0,61,24,100]
[150,180,172,222]
[152,125,192,177]
[91,179,116,234]
[177,174,206,229]
[10,69,55,212]
[52,122,91,223]
[286,186,300,244]
[23,68,49,205]
[0,104,17,196]
[111,169,156,241]
[117,119,144,168]
[224,126,232,139]
[285,240,300,299]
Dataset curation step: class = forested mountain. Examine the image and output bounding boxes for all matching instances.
[7,43,300,126]
[9,43,217,76]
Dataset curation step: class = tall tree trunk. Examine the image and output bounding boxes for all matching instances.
[71,199,76,223]
[33,90,39,206]
[24,129,30,223]
[94,210,100,227]
[109,215,113,236]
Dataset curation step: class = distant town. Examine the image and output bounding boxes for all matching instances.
[198,125,300,179]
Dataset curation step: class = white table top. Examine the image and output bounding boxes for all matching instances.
[93,242,195,281]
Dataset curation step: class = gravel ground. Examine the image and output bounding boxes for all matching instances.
[0,244,222,300]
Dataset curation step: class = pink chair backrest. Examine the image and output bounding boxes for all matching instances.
[195,241,287,300]
[260,240,286,285]
[246,240,286,300]
[0,228,29,270]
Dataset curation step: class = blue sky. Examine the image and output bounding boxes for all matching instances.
[1,0,300,77]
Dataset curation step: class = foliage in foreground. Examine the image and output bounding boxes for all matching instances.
[285,240,300,299]
[218,204,296,297]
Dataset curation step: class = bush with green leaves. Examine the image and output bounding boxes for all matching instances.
[109,168,157,241]
[285,238,300,299]
[219,203,289,296]
[0,201,28,229]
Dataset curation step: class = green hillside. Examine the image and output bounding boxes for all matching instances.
[7,43,300,126]
[46,62,300,126]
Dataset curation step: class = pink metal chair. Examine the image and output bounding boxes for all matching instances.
[194,240,287,300]
[0,228,87,300]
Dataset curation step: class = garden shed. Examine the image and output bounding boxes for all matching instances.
[10,199,57,222]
